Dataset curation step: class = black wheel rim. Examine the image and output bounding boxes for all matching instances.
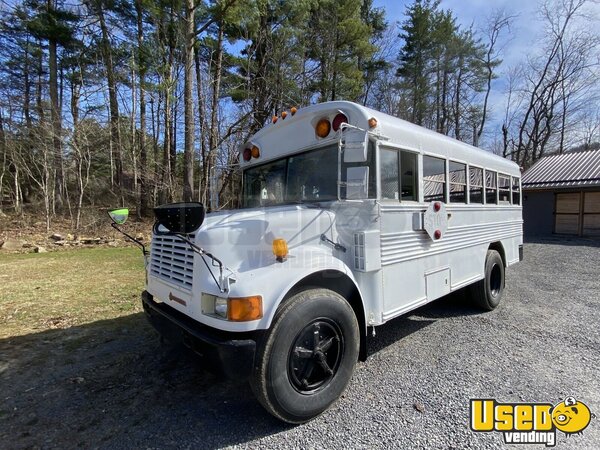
[287,319,344,394]
[490,263,502,296]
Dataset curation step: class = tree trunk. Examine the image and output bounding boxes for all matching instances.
[48,0,63,211]
[183,0,195,202]
[0,110,6,214]
[130,56,138,194]
[195,42,208,200]
[23,38,32,128]
[161,89,172,204]
[36,39,44,122]
[96,2,123,190]
[205,23,224,210]
[454,62,463,141]
[136,0,149,216]
[70,72,84,230]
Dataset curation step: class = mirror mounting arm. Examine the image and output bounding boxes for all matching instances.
[110,222,148,256]
[175,234,226,294]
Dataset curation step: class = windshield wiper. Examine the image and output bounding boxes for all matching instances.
[289,200,322,207]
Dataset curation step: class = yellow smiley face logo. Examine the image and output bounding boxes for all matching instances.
[551,397,592,434]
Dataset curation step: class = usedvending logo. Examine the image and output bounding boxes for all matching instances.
[470,397,594,446]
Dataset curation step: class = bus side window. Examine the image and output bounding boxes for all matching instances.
[498,174,511,204]
[380,149,399,200]
[486,170,497,204]
[512,176,521,205]
[400,151,418,201]
[469,166,484,204]
[449,161,467,203]
[423,155,446,202]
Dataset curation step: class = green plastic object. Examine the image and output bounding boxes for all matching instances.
[108,208,129,225]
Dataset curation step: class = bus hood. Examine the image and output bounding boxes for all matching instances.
[194,205,338,272]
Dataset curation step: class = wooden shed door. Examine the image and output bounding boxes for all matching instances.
[583,192,600,236]
[555,193,580,234]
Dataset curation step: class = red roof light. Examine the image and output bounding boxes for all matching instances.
[332,113,348,132]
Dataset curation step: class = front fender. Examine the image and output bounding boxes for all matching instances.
[229,245,364,330]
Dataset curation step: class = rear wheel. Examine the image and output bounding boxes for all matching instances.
[250,288,359,424]
[470,249,505,311]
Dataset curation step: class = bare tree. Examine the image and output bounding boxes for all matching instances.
[474,10,514,147]
[579,108,600,149]
[0,109,6,215]
[16,123,53,231]
[511,0,596,167]
[88,0,123,192]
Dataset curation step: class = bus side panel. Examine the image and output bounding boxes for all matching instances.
[503,235,523,266]
[379,205,522,321]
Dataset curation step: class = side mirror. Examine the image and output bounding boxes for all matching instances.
[345,166,369,199]
[107,207,147,256]
[153,202,205,234]
[342,129,369,163]
[108,208,129,225]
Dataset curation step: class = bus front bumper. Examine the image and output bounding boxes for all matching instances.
[142,291,258,379]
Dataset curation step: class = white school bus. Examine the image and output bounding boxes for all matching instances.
[139,101,523,423]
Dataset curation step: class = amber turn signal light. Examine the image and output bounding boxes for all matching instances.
[251,145,260,158]
[228,296,263,322]
[272,238,288,262]
[315,118,331,138]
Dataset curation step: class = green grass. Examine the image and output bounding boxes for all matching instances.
[0,247,146,339]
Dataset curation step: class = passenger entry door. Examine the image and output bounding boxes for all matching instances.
[378,145,433,320]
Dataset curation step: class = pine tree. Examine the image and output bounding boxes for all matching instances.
[307,0,376,102]
[396,0,438,125]
[26,0,79,209]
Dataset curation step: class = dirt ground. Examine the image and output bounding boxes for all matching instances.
[0,211,153,254]
[0,240,599,449]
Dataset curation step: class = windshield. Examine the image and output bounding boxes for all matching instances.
[242,145,338,208]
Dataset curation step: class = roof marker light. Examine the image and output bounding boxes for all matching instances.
[290,107,297,116]
[281,111,288,120]
[332,113,348,132]
[272,116,278,124]
[368,117,378,128]
[316,118,331,138]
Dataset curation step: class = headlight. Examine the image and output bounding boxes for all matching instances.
[214,297,228,318]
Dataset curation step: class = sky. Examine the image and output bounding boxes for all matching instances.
[375,0,600,147]
[374,0,538,142]
[376,0,542,69]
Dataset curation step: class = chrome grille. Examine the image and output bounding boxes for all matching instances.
[150,234,195,290]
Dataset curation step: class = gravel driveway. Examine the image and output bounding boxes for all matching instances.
[1,239,599,449]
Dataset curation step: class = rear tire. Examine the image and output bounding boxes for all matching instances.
[250,288,360,424]
[470,249,504,311]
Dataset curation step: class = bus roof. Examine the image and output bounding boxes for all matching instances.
[242,101,520,177]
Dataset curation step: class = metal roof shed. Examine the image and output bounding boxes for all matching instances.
[522,149,600,237]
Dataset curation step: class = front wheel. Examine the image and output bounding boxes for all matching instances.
[470,249,505,311]
[250,288,360,424]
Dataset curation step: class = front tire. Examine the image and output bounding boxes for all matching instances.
[250,288,360,424]
[470,249,505,311]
